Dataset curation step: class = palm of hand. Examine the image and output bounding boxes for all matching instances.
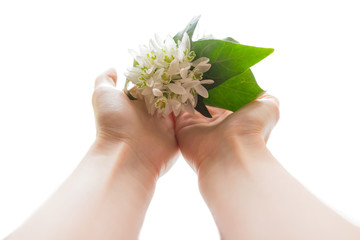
[92,70,178,177]
[175,106,232,171]
[92,70,278,179]
[175,97,279,172]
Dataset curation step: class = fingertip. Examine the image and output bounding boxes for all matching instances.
[257,94,280,107]
[259,94,280,123]
[94,68,118,89]
[105,68,117,83]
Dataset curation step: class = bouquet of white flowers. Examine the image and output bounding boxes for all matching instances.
[124,16,273,118]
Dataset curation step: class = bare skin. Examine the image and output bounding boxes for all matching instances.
[6,69,360,240]
[7,69,178,240]
[176,95,360,240]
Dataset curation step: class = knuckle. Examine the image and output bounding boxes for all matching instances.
[268,99,280,123]
[260,95,280,123]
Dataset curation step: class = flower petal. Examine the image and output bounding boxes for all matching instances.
[149,39,159,51]
[180,66,190,79]
[188,94,196,106]
[152,88,163,97]
[168,58,180,75]
[165,35,176,50]
[197,63,211,73]
[181,32,190,52]
[146,65,156,74]
[169,99,182,110]
[134,56,144,66]
[184,102,195,115]
[181,93,189,103]
[168,83,186,94]
[164,103,172,115]
[178,77,193,83]
[194,84,209,98]
[126,32,213,117]
[141,87,153,95]
[183,80,200,89]
[154,82,163,89]
[173,107,181,116]
[139,44,149,56]
[127,67,142,73]
[200,79,214,84]
[128,49,139,58]
[155,33,164,48]
[153,68,164,81]
[179,62,191,69]
[192,57,210,67]
[146,78,154,87]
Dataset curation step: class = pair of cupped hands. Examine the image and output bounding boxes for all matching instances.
[92,69,279,190]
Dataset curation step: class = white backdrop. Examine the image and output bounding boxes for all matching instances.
[1,0,360,239]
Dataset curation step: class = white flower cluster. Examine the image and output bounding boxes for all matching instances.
[125,33,213,116]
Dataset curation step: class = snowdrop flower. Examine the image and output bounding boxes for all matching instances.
[124,33,214,116]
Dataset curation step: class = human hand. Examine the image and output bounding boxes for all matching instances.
[92,69,179,181]
[5,69,180,240]
[176,97,360,240]
[175,95,279,182]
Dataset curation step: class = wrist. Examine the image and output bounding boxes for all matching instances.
[197,134,273,200]
[89,135,157,196]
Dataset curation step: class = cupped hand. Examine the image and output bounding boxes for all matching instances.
[175,95,280,178]
[92,69,179,178]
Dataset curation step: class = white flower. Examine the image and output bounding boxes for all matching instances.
[124,32,214,116]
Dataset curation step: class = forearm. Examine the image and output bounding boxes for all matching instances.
[199,137,360,240]
[8,138,156,240]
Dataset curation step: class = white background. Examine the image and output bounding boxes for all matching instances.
[1,0,360,239]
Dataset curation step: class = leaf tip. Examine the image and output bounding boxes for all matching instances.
[268,48,275,55]
[195,96,212,118]
[193,14,201,21]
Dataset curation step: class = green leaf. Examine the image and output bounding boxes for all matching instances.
[203,69,264,112]
[223,37,239,43]
[192,39,273,89]
[195,96,212,118]
[173,15,200,45]
[198,36,239,43]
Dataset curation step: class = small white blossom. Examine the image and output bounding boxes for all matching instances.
[124,33,214,116]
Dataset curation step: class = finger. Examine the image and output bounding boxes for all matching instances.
[256,94,280,107]
[256,95,280,139]
[232,94,280,127]
[257,95,280,122]
[94,68,117,89]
